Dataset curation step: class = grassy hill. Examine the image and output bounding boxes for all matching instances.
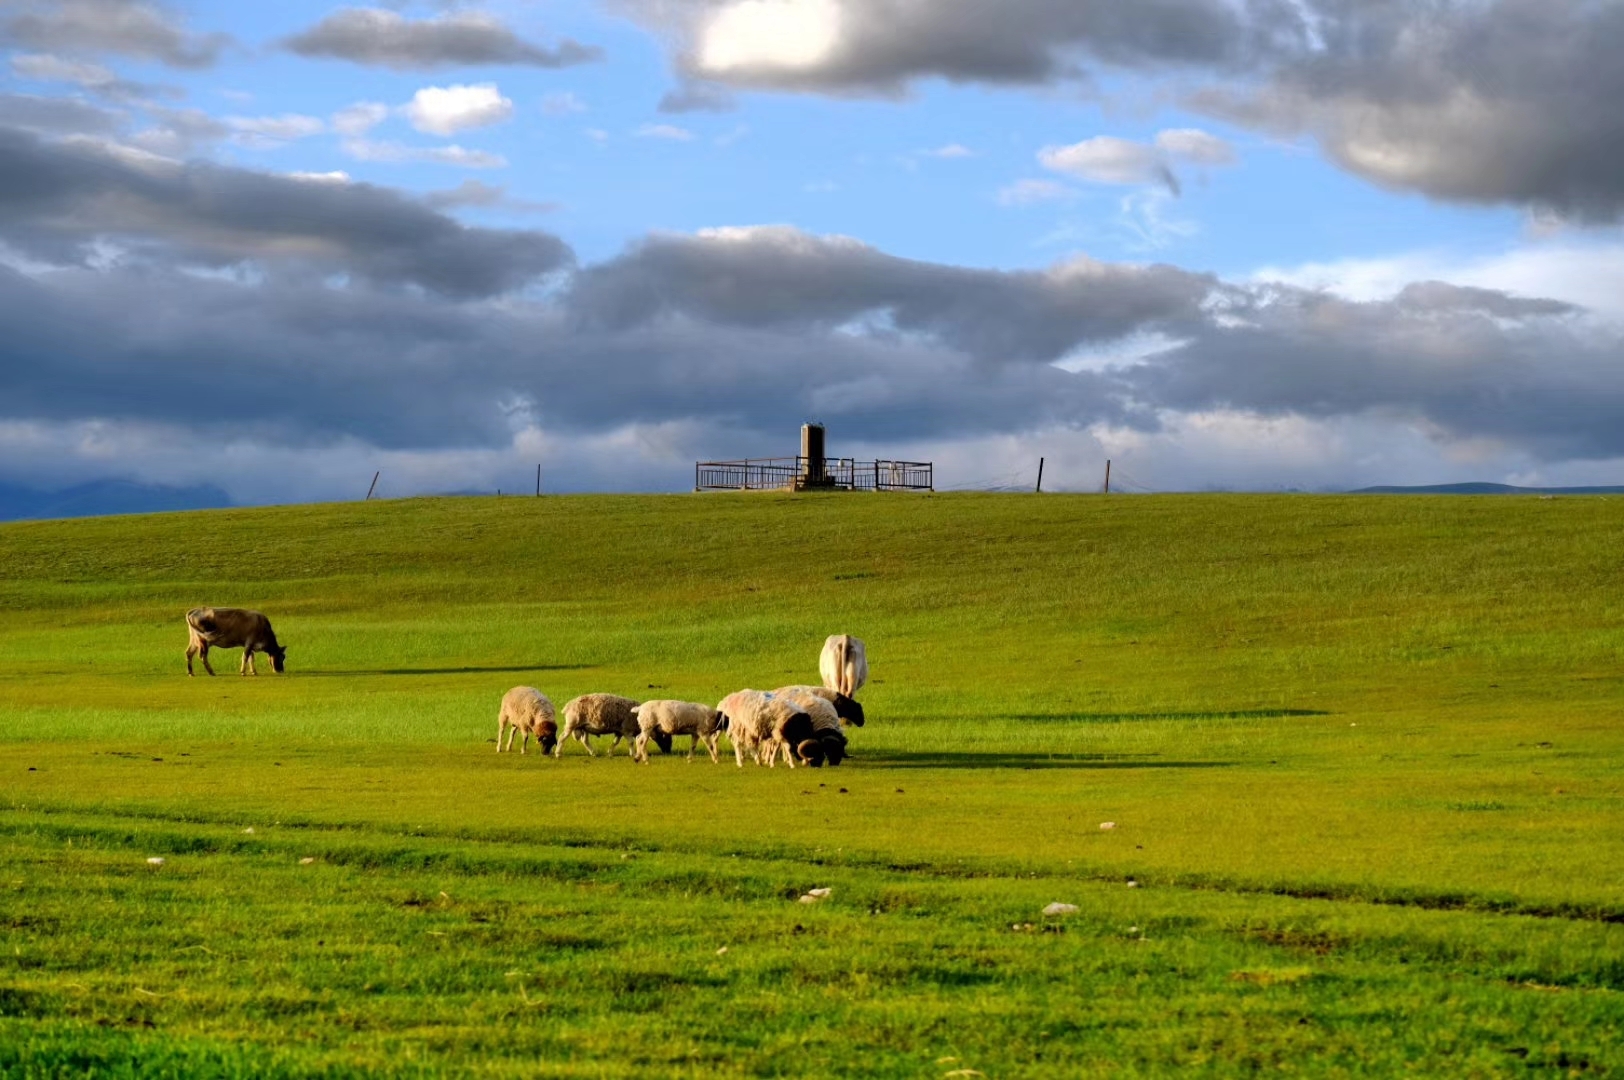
[2,493,1622,1076]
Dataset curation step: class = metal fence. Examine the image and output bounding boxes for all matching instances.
[695,456,933,492]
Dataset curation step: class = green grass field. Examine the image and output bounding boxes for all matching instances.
[2,492,1622,1077]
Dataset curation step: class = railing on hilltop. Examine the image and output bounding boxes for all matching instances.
[695,456,934,492]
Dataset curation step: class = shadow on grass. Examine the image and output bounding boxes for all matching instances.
[1002,709,1329,723]
[861,751,1235,771]
[300,664,588,677]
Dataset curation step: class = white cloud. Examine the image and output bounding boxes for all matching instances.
[925,143,974,159]
[331,101,389,136]
[636,123,695,141]
[225,114,326,146]
[996,178,1077,206]
[1154,128,1235,165]
[698,0,841,74]
[285,171,351,184]
[10,52,118,89]
[404,83,513,135]
[540,92,587,116]
[341,138,508,169]
[1039,136,1166,186]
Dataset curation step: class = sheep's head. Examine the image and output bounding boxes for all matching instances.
[269,645,287,673]
[778,712,815,747]
[831,692,863,727]
[651,729,674,754]
[819,732,847,766]
[796,739,826,767]
[537,721,559,755]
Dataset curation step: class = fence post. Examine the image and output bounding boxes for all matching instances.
[1035,457,1044,494]
[365,471,379,500]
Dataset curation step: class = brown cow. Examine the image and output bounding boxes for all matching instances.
[185,607,287,676]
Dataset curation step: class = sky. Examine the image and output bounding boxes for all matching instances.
[2,0,1623,501]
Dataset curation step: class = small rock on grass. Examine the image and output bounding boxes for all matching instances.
[1099,822,1116,830]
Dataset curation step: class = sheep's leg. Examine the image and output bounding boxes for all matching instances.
[633,734,648,764]
[577,732,597,757]
[733,738,746,767]
[497,719,507,752]
[704,734,719,763]
[520,729,529,754]
[608,734,623,757]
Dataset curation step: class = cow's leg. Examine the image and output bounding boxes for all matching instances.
[240,648,252,675]
[199,642,215,676]
[186,640,198,676]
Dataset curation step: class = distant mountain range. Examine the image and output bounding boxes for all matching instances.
[0,479,234,522]
[1349,483,1624,495]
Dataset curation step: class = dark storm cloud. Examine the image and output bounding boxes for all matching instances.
[2,0,230,69]
[0,126,572,297]
[618,0,1301,92]
[626,0,1624,219]
[1193,0,1624,221]
[567,226,1217,363]
[1123,282,1624,460]
[1,144,1619,466]
[282,7,603,70]
[0,93,124,137]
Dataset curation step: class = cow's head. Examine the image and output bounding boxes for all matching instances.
[831,693,864,727]
[269,645,288,673]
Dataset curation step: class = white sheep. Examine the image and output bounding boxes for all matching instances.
[773,684,864,727]
[819,634,868,698]
[557,693,654,758]
[631,700,725,763]
[716,690,813,769]
[497,686,557,755]
[772,686,852,767]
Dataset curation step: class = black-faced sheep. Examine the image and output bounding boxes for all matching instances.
[558,693,668,758]
[716,690,811,768]
[772,687,854,766]
[498,686,558,755]
[631,700,725,763]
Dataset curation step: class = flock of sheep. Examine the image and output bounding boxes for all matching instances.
[498,634,869,769]
[180,608,869,771]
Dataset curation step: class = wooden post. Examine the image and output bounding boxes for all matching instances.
[1104,459,1111,494]
[365,471,380,500]
[536,463,541,497]
[1035,457,1044,494]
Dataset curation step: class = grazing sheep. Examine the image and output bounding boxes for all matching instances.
[184,607,286,676]
[716,690,811,768]
[558,693,663,758]
[795,739,826,767]
[631,700,725,763]
[819,634,867,698]
[773,684,864,727]
[497,686,557,755]
[773,686,854,766]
